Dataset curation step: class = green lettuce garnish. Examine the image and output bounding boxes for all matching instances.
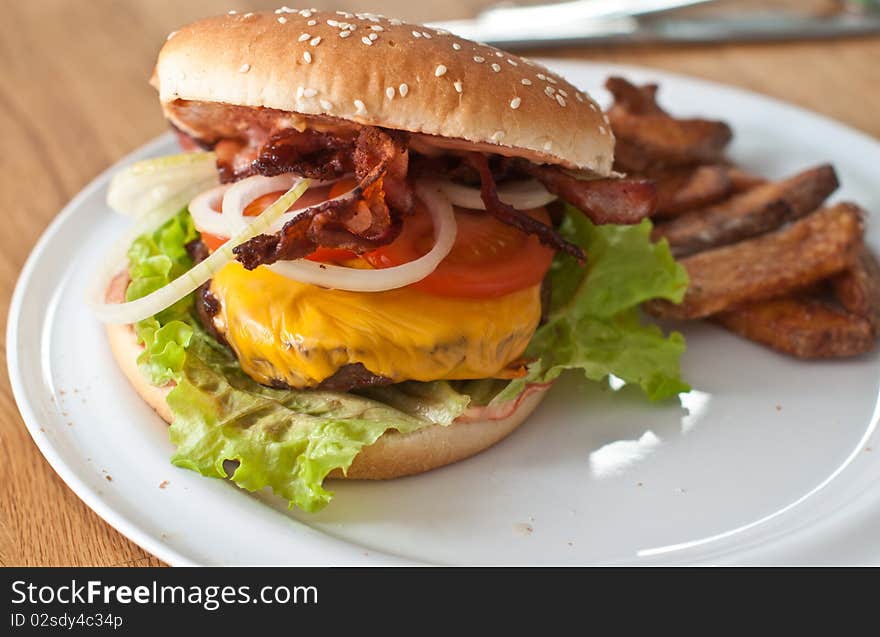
[124,204,689,512]
[495,207,689,403]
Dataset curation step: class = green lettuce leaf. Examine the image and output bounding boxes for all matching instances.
[496,207,690,403]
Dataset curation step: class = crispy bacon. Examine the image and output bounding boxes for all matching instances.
[233,127,409,269]
[522,163,657,225]
[248,128,357,181]
[467,153,587,263]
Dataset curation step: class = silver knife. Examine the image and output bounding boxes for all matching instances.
[428,1,880,49]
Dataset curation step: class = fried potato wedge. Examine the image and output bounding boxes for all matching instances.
[713,297,875,359]
[652,165,733,218]
[647,203,864,319]
[606,77,733,171]
[725,167,767,193]
[653,164,839,257]
[833,246,880,335]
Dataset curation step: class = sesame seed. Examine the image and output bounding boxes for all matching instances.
[304,87,317,97]
[521,78,532,85]
[452,42,461,50]
[473,56,484,63]
[422,31,432,39]
[166,31,177,41]
[320,99,333,110]
[296,86,304,99]
[238,63,250,73]
[361,36,373,46]
[536,73,546,80]
[507,59,518,66]
[327,19,339,26]
[491,63,501,72]
[491,130,505,142]
[453,80,463,93]
[599,125,607,135]
[544,86,555,96]
[435,64,447,77]
[354,99,366,114]
[543,141,553,151]
[228,10,237,15]
[307,19,317,26]
[340,30,351,38]
[389,18,402,25]
[368,32,377,41]
[277,16,287,24]
[558,89,568,97]
[495,51,504,57]
[385,86,395,99]
[371,25,384,31]
[603,113,611,125]
[303,51,312,63]
[436,28,450,35]
[589,102,598,112]
[298,33,311,42]
[412,30,422,38]
[244,12,254,18]
[336,11,353,17]
[276,6,294,13]
[575,92,585,102]
[310,36,322,46]
[547,77,558,84]
[510,97,522,109]
[555,94,566,107]
[399,83,409,97]
[299,9,312,17]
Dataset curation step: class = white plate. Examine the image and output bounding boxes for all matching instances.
[8,61,880,566]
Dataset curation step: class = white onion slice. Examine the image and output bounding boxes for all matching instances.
[437,178,557,211]
[90,179,311,324]
[107,152,219,218]
[188,184,230,236]
[269,181,457,292]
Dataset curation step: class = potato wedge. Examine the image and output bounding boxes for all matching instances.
[653,164,839,257]
[647,203,864,319]
[651,165,732,218]
[832,246,880,335]
[713,297,875,359]
[606,77,732,171]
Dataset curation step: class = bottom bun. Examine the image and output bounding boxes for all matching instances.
[106,318,548,481]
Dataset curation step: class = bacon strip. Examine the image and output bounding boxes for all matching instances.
[467,153,587,263]
[233,127,408,269]
[522,163,656,225]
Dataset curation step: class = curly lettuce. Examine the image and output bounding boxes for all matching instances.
[495,207,689,403]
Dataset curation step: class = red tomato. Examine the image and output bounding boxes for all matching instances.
[363,202,555,298]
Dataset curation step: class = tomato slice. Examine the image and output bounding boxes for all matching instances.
[363,202,555,298]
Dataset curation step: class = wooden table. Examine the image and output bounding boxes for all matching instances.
[1,0,878,567]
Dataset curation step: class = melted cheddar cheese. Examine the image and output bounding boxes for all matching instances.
[210,262,542,388]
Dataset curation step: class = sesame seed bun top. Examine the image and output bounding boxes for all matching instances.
[153,8,614,174]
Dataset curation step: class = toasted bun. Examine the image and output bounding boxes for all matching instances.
[106,307,548,481]
[153,9,613,174]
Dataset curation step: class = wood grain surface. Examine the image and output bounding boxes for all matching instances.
[1,0,878,567]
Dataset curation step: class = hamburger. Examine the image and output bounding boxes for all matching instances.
[92,8,689,512]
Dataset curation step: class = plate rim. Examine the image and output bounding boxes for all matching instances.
[7,60,880,566]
